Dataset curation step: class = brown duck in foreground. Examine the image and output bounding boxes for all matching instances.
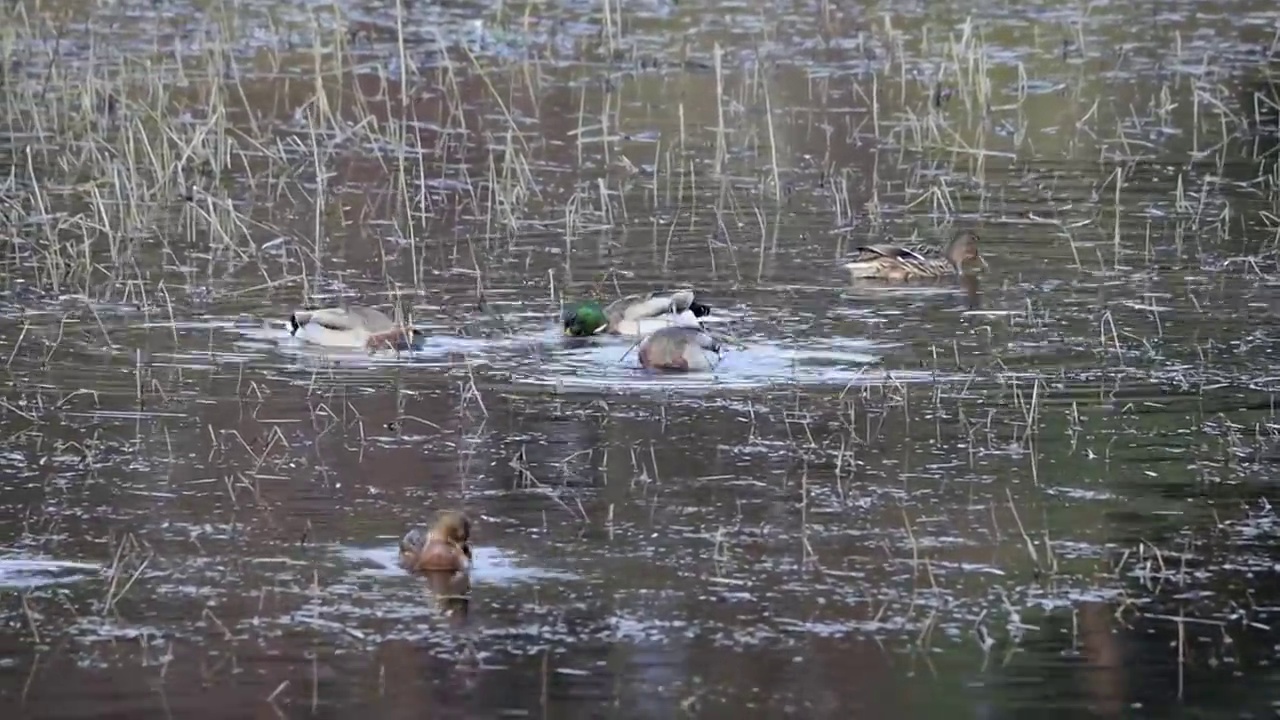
[637,326,722,372]
[399,511,473,574]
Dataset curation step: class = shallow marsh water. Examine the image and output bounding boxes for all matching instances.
[2,0,1280,717]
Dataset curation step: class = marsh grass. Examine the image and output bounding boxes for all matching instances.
[1,0,1269,324]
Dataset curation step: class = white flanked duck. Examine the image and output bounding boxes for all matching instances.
[289,306,424,350]
[561,289,712,337]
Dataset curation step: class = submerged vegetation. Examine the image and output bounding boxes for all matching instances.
[2,0,1280,715]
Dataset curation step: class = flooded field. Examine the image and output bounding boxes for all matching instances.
[2,0,1280,716]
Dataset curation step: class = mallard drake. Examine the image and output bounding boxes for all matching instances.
[638,326,721,371]
[843,230,984,281]
[562,289,712,337]
[399,511,472,574]
[289,306,424,350]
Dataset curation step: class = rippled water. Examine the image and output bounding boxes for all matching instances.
[2,0,1280,716]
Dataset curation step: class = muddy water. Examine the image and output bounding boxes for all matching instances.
[3,0,1280,717]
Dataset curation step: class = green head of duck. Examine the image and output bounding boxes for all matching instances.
[562,302,609,336]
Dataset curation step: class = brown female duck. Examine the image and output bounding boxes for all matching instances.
[399,511,473,574]
[843,230,984,281]
[637,326,721,372]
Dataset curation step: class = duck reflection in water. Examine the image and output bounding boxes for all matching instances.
[1078,601,1124,719]
[399,511,473,625]
[958,274,980,310]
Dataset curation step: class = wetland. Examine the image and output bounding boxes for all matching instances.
[2,0,1280,717]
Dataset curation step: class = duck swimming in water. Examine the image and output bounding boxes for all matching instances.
[842,230,984,281]
[289,306,424,350]
[636,326,722,372]
[399,511,473,574]
[561,289,712,337]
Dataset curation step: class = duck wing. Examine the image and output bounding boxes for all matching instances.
[851,243,932,263]
[612,289,699,321]
[344,306,397,332]
[292,306,394,334]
